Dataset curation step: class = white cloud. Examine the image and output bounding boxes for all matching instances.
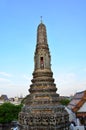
[0,72,12,86]
[2,84,29,98]
[55,71,86,96]
[23,74,30,80]
[55,72,76,86]
[0,72,12,77]
[0,78,11,82]
[23,74,32,85]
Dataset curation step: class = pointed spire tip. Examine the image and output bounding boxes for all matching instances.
[40,16,43,23]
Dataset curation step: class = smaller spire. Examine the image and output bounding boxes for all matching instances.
[40,16,43,23]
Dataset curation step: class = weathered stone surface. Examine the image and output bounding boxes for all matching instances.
[18,22,70,130]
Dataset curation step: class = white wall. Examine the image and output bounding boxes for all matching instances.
[78,102,86,112]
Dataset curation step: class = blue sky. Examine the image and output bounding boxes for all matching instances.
[0,0,86,98]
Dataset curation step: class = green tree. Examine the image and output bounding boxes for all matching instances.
[0,102,22,124]
[60,98,70,106]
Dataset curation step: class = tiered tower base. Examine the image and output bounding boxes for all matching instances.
[19,105,69,130]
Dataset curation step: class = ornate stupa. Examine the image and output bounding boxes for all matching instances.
[18,21,69,130]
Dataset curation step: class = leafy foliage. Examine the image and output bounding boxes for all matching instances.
[60,98,70,106]
[0,102,22,124]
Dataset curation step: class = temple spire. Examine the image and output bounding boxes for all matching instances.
[35,22,51,71]
[18,21,69,130]
[37,21,48,45]
[40,16,43,23]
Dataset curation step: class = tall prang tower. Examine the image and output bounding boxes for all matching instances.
[19,21,69,130]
